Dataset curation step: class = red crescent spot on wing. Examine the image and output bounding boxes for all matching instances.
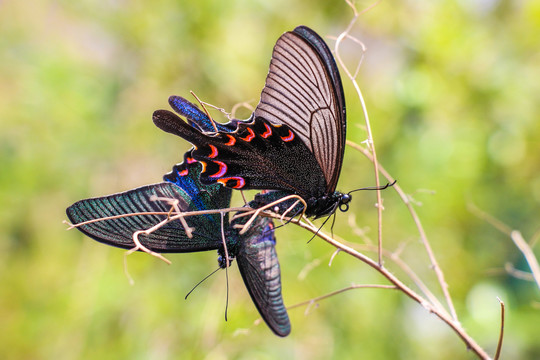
[209,161,227,178]
[178,169,189,176]
[199,161,207,173]
[217,177,245,189]
[187,157,196,164]
[240,127,255,142]
[280,129,295,142]
[261,122,272,138]
[208,144,219,158]
[225,134,236,146]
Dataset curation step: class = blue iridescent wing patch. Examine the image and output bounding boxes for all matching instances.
[168,95,239,133]
[66,161,229,252]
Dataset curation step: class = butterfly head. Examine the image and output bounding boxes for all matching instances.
[338,193,352,212]
[217,250,236,269]
[307,191,351,218]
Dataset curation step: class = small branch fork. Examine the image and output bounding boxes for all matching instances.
[468,202,540,289]
[346,140,459,322]
[65,194,306,282]
[264,211,492,360]
[231,194,307,234]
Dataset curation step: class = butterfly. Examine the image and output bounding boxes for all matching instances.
[152,25,349,219]
[66,99,291,337]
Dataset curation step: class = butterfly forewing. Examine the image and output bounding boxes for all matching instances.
[254,26,346,192]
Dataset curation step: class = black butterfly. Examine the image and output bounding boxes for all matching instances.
[153,25,349,218]
[66,99,291,337]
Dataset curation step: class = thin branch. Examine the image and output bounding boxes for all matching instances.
[287,284,397,311]
[468,202,540,289]
[504,262,536,281]
[190,91,219,132]
[64,207,248,229]
[274,213,489,359]
[494,297,505,360]
[346,140,459,322]
[510,231,540,289]
[467,202,512,236]
[230,101,255,118]
[334,1,385,266]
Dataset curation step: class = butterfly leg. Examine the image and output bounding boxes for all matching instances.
[237,194,308,235]
[280,199,304,223]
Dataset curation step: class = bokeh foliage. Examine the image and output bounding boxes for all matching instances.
[1,0,539,359]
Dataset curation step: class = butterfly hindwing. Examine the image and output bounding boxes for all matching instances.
[233,216,291,337]
[66,182,223,252]
[153,111,327,199]
[168,96,239,133]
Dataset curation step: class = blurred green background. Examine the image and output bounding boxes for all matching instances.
[1,0,539,359]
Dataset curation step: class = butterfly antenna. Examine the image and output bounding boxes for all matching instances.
[225,266,229,322]
[220,212,230,321]
[185,267,221,300]
[347,180,397,195]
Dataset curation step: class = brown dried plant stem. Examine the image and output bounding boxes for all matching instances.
[334,2,385,267]
[287,284,397,311]
[510,231,540,289]
[286,215,491,360]
[334,0,458,322]
[468,203,540,289]
[494,298,505,360]
[346,140,459,322]
[329,4,483,353]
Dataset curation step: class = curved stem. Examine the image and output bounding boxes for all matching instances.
[334,7,385,266]
[346,140,459,322]
[284,215,491,359]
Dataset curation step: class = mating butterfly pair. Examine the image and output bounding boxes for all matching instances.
[67,100,291,337]
[67,25,347,337]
